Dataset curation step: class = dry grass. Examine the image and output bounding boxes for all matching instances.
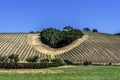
[0,69,64,73]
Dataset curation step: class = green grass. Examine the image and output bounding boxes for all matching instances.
[0,66,120,80]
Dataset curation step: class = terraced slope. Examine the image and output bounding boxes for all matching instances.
[0,33,51,62]
[55,32,120,63]
[0,32,120,63]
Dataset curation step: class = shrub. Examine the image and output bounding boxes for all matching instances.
[40,58,49,63]
[64,59,73,65]
[8,54,19,63]
[26,55,39,63]
[51,58,63,66]
[83,61,92,66]
[2,63,18,69]
[109,62,112,66]
[0,62,64,69]
[0,56,6,62]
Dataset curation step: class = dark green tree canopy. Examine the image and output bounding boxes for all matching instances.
[92,28,98,32]
[83,27,91,32]
[8,54,19,63]
[63,26,73,31]
[40,26,84,48]
[26,55,39,63]
[41,28,61,48]
[114,33,120,35]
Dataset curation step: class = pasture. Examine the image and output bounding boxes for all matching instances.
[0,66,119,80]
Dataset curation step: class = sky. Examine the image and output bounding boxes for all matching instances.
[0,0,120,34]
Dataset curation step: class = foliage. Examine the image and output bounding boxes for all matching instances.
[92,28,98,32]
[109,62,112,66]
[41,28,61,48]
[64,59,73,65]
[40,26,84,48]
[51,58,63,66]
[63,26,73,31]
[26,55,39,63]
[0,56,6,62]
[29,31,34,33]
[83,61,92,66]
[40,58,49,63]
[83,27,91,31]
[36,31,40,33]
[8,54,19,63]
[114,33,120,35]
[0,62,64,69]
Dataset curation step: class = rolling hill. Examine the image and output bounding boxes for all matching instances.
[0,32,120,64]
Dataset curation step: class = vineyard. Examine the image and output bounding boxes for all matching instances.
[0,32,120,64]
[0,33,50,62]
[56,32,120,64]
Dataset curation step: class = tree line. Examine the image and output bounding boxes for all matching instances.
[0,54,63,69]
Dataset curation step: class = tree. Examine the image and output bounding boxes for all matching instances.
[114,33,120,35]
[30,31,34,33]
[92,28,98,32]
[83,27,91,32]
[8,54,19,63]
[63,26,73,31]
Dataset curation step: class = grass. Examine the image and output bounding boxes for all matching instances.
[0,66,120,80]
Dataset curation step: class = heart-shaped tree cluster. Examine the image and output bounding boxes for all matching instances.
[40,26,84,48]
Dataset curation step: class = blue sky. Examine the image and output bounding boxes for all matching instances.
[0,0,120,34]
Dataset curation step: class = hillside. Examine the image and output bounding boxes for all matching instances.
[0,32,120,63]
[0,33,50,62]
[56,32,120,64]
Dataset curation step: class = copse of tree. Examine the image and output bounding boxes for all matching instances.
[40,26,84,48]
[40,28,61,48]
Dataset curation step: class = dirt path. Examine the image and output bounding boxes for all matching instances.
[26,34,88,56]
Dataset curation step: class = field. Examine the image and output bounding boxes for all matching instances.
[0,66,120,80]
[0,32,120,64]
